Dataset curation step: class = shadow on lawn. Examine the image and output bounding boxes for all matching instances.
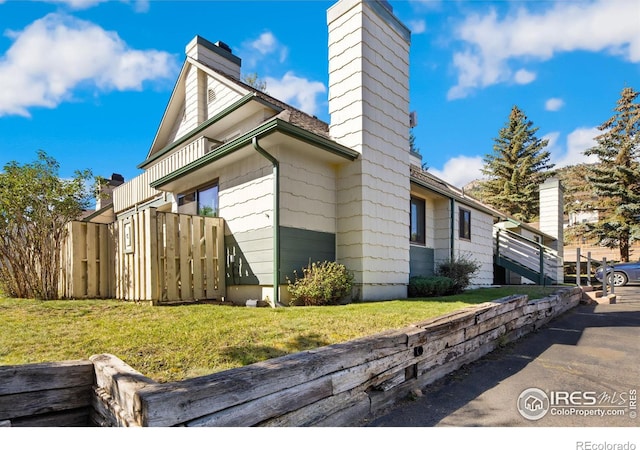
[220,333,330,366]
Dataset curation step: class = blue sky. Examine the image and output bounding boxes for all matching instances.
[0,0,638,192]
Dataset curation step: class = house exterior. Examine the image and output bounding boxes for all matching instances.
[81,0,563,306]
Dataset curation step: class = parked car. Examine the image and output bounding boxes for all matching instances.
[594,261,640,286]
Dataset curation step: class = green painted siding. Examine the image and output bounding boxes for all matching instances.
[280,227,336,283]
[410,246,435,278]
[225,226,336,286]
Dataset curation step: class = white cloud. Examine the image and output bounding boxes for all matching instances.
[251,32,277,54]
[546,127,600,168]
[514,69,536,85]
[242,31,288,68]
[41,0,149,11]
[45,0,107,9]
[429,155,485,188]
[0,13,177,117]
[448,0,640,99]
[545,97,565,112]
[408,19,427,35]
[264,72,326,116]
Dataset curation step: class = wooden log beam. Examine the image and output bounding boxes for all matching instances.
[0,360,94,396]
[0,386,91,421]
[136,332,409,427]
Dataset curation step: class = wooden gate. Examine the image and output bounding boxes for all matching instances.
[61,209,226,303]
[114,209,225,304]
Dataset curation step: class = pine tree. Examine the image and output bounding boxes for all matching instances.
[584,86,640,262]
[477,105,555,222]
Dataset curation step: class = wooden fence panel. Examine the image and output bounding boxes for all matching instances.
[155,212,225,304]
[59,221,114,299]
[60,210,225,303]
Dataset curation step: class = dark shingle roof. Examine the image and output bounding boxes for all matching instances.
[204,62,331,139]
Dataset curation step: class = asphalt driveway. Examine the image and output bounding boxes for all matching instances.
[366,286,640,427]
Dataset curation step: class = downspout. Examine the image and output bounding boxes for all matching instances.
[252,136,280,308]
[450,198,455,261]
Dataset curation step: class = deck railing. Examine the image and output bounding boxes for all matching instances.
[494,227,563,284]
[113,137,208,213]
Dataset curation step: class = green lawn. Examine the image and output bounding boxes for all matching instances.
[0,285,559,382]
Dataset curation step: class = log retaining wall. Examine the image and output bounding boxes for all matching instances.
[0,360,95,426]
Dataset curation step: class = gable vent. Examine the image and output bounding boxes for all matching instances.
[208,88,216,103]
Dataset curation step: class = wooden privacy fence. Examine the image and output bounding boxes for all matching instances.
[60,209,226,304]
[59,221,114,299]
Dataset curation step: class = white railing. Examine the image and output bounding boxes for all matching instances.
[113,137,208,213]
[494,227,564,283]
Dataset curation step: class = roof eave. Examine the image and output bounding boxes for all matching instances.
[150,118,358,190]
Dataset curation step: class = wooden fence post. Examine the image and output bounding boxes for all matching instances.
[144,208,159,304]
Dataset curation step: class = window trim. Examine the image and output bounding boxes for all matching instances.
[410,196,426,245]
[177,180,220,218]
[459,207,471,241]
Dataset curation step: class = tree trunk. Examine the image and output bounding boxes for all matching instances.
[619,233,630,262]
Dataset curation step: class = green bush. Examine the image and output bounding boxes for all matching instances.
[287,261,354,306]
[436,256,481,294]
[408,276,455,298]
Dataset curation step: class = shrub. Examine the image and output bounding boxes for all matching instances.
[287,261,354,306]
[436,256,481,294]
[408,276,455,298]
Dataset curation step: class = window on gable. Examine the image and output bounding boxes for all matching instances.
[459,207,471,240]
[410,196,425,245]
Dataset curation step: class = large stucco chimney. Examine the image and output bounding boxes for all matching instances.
[328,0,411,300]
[539,177,564,281]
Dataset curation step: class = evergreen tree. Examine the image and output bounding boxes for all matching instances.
[477,105,554,222]
[584,86,640,262]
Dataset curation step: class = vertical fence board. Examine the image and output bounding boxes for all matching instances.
[71,222,86,298]
[157,213,166,302]
[192,216,204,300]
[180,215,193,300]
[109,222,117,299]
[87,223,98,298]
[216,221,225,296]
[165,214,178,300]
[204,221,215,299]
[132,213,144,301]
[144,209,159,303]
[99,225,109,298]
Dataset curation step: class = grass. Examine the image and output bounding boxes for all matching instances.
[0,285,559,383]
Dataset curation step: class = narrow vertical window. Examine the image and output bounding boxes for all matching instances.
[410,196,425,244]
[459,207,471,240]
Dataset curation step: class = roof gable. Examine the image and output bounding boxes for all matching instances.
[145,58,250,162]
